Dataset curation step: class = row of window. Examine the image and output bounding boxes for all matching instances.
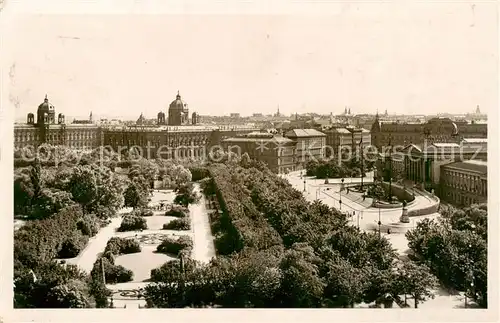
[15,132,97,142]
[108,140,208,147]
[443,171,487,195]
[445,191,482,206]
[107,135,209,142]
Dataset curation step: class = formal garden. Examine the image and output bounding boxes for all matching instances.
[13,144,203,308]
[13,146,487,308]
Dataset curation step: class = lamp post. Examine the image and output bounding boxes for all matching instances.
[303,179,306,192]
[464,227,475,308]
[340,178,344,210]
[359,138,364,191]
[388,134,393,200]
[377,201,382,238]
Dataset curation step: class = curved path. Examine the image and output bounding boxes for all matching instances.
[65,215,124,274]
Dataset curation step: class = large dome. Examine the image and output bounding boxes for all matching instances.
[169,91,188,112]
[38,95,55,113]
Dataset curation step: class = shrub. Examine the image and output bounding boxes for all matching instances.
[77,214,101,237]
[94,206,116,220]
[156,235,193,256]
[165,205,189,218]
[57,233,89,259]
[118,214,148,232]
[104,237,141,255]
[150,258,198,282]
[135,208,154,217]
[163,218,191,231]
[91,256,134,284]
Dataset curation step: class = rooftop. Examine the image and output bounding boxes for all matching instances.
[462,138,488,143]
[223,134,294,144]
[442,160,487,174]
[285,128,326,138]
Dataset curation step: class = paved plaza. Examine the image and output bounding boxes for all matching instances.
[284,170,472,309]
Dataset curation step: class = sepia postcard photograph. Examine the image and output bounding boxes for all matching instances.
[0,0,498,322]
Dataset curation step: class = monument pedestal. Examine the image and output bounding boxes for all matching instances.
[399,207,410,223]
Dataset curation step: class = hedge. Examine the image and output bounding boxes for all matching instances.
[134,208,154,217]
[14,205,88,270]
[118,214,148,232]
[156,236,193,257]
[163,218,191,231]
[104,237,141,255]
[165,205,189,218]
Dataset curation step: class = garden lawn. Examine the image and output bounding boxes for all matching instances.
[114,245,176,282]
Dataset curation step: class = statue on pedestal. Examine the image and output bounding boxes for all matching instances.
[399,200,410,223]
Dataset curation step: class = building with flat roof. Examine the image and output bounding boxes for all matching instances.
[284,128,326,169]
[222,132,296,173]
[439,160,487,206]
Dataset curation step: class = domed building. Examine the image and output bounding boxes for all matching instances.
[15,94,101,150]
[168,91,189,126]
[37,95,56,124]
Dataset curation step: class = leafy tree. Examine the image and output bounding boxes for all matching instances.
[14,261,92,308]
[393,260,438,308]
[31,188,76,219]
[46,279,93,308]
[124,181,148,209]
[69,165,125,214]
[277,244,324,307]
[174,183,200,206]
[14,168,34,215]
[324,257,368,307]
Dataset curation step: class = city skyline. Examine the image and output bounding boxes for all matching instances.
[4,4,497,119]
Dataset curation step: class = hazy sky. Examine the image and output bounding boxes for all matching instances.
[3,2,498,119]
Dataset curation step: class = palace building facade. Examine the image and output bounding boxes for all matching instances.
[14,95,102,150]
[14,93,258,159]
[371,113,487,149]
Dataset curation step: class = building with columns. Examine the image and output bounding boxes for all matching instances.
[439,160,487,206]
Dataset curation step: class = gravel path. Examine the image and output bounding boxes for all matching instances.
[189,183,216,263]
[65,216,123,273]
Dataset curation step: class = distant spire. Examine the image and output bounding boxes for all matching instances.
[348,107,351,115]
[89,111,93,122]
